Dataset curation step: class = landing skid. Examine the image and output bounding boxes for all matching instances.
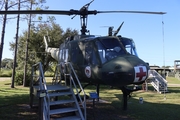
[77,83,141,110]
[120,86,141,110]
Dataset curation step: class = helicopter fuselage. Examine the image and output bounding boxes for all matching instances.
[53,35,150,87]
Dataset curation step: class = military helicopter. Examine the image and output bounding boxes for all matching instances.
[0,0,166,110]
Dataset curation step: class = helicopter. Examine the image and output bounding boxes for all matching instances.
[0,0,166,110]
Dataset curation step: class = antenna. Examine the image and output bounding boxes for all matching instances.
[101,22,124,36]
[108,27,113,36]
[114,21,124,36]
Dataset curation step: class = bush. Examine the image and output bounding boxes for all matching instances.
[0,69,12,77]
[15,71,31,86]
[44,71,54,77]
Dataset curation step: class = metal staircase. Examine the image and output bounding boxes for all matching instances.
[30,62,86,120]
[146,70,168,93]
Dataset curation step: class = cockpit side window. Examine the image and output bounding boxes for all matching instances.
[97,42,107,63]
[121,38,138,57]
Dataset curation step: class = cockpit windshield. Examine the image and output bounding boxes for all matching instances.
[96,38,126,64]
[121,38,138,57]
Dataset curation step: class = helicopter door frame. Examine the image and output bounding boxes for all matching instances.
[84,41,98,66]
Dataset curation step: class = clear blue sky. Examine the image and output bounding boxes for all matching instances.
[1,0,180,67]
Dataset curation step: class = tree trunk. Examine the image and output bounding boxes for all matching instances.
[23,1,32,87]
[0,0,8,70]
[11,0,20,88]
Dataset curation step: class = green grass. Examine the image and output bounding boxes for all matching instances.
[0,78,38,120]
[83,85,180,120]
[0,69,54,77]
[82,77,180,120]
[166,77,180,84]
[0,77,180,120]
[0,69,12,77]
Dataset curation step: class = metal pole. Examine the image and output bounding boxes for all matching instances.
[162,17,166,100]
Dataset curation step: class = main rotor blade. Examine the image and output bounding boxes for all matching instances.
[0,10,75,15]
[96,11,166,15]
[0,10,166,15]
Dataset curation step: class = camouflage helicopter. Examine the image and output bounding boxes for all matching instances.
[0,0,166,110]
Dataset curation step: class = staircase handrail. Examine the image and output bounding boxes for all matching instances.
[52,64,61,85]
[63,62,86,120]
[149,70,168,83]
[148,70,168,92]
[32,62,50,120]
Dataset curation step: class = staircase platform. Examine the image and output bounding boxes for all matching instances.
[32,84,70,96]
[33,84,69,91]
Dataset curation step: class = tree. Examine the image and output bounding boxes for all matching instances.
[0,0,8,70]
[11,0,20,88]
[0,0,28,70]
[10,21,79,86]
[1,58,13,69]
[6,0,48,87]
[0,0,49,87]
[22,0,49,87]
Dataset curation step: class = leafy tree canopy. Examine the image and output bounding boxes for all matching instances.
[10,21,79,72]
[1,58,13,69]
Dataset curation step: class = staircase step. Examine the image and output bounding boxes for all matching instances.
[33,84,69,91]
[52,116,81,120]
[50,99,75,106]
[49,91,72,97]
[53,75,61,77]
[47,84,69,91]
[50,107,78,115]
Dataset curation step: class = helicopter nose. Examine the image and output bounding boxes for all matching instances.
[125,56,149,83]
[101,55,149,87]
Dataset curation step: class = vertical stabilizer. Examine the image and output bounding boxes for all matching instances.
[44,36,59,61]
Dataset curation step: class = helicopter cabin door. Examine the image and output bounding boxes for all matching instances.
[83,41,98,80]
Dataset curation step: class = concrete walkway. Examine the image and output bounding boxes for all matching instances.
[0,77,11,81]
[168,83,180,87]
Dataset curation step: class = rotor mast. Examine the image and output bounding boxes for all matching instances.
[80,7,88,35]
[72,0,94,35]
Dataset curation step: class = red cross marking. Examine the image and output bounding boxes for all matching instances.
[86,69,89,74]
[136,67,146,81]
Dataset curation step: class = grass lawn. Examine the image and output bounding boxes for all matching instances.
[0,77,180,120]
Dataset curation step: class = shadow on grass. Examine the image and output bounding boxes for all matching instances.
[0,93,39,120]
[111,89,180,120]
[86,100,133,120]
[167,87,180,93]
